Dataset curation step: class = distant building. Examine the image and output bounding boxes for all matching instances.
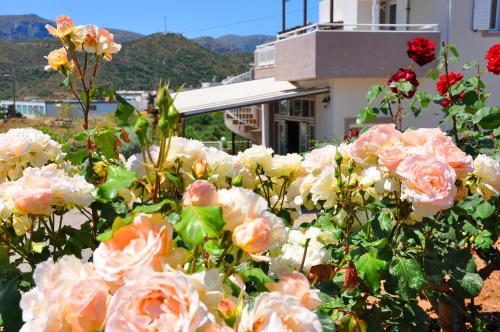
[116,90,153,110]
[0,100,117,119]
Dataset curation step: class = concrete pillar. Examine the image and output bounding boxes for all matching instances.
[261,104,271,147]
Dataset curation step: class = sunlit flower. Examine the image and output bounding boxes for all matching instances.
[45,15,74,38]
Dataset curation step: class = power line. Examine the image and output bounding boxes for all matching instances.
[180,5,319,35]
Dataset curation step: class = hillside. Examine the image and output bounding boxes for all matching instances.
[0,14,144,42]
[192,34,274,53]
[0,33,252,99]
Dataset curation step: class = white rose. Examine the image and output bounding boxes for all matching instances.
[473,154,500,199]
[238,292,322,332]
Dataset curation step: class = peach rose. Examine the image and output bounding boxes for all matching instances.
[73,24,99,53]
[93,213,174,286]
[351,124,402,165]
[204,324,235,332]
[238,292,322,332]
[232,218,271,254]
[217,187,268,231]
[193,159,208,178]
[14,188,53,215]
[106,271,208,332]
[378,143,410,173]
[425,135,473,178]
[183,180,218,207]
[401,128,447,147]
[96,28,122,61]
[44,47,70,71]
[66,279,110,332]
[266,272,321,310]
[396,155,457,217]
[20,256,110,332]
[302,145,338,174]
[46,15,74,38]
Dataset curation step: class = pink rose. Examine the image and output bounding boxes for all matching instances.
[238,292,322,332]
[93,213,174,286]
[266,272,321,310]
[183,180,218,207]
[20,256,110,332]
[106,271,208,332]
[396,155,457,217]
[302,145,338,174]
[351,124,402,165]
[425,136,473,179]
[401,128,447,147]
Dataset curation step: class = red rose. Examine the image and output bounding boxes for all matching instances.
[485,44,500,75]
[440,97,451,107]
[407,37,436,66]
[436,72,463,95]
[387,68,419,99]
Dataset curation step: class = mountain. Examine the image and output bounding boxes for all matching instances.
[192,34,274,54]
[0,33,252,99]
[0,14,143,43]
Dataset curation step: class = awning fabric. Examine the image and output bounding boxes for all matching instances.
[173,78,329,116]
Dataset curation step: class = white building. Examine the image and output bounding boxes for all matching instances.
[0,100,117,119]
[173,0,499,154]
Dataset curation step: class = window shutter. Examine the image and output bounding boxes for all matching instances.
[473,0,492,30]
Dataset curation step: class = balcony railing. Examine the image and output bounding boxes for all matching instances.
[254,23,439,68]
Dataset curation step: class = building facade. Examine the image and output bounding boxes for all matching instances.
[174,0,497,154]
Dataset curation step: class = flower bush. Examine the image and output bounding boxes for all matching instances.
[0,16,498,332]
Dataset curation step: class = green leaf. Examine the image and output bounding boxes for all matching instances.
[367,85,383,104]
[316,311,336,332]
[165,171,183,188]
[96,230,114,242]
[0,278,23,332]
[95,166,138,201]
[94,128,118,159]
[478,107,500,130]
[132,199,179,214]
[64,150,87,165]
[239,267,273,292]
[475,201,494,219]
[115,94,135,126]
[0,247,9,265]
[389,258,426,300]
[463,61,478,70]
[475,230,494,249]
[175,206,224,246]
[459,273,483,297]
[357,107,378,125]
[355,252,387,292]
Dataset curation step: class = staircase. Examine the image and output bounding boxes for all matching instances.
[224,106,262,144]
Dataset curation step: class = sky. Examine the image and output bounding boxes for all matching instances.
[0,0,320,38]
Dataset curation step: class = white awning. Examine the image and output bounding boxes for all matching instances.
[173,78,329,116]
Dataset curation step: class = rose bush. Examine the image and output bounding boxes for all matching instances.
[0,15,497,332]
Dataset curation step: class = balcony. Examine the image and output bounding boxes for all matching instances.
[254,23,440,81]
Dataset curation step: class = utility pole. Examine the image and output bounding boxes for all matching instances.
[3,67,16,117]
[282,0,286,32]
[304,0,308,26]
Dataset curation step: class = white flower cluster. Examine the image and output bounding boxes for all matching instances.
[0,128,63,181]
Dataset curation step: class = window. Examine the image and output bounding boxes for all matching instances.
[491,0,500,30]
[379,1,397,30]
[473,0,500,30]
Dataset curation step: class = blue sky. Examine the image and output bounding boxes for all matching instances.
[1,0,320,38]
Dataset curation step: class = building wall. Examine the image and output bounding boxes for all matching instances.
[313,78,446,141]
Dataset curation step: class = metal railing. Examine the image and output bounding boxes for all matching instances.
[225,107,259,129]
[254,22,439,68]
[277,22,439,40]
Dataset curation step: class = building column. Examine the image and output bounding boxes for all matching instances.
[261,104,270,147]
